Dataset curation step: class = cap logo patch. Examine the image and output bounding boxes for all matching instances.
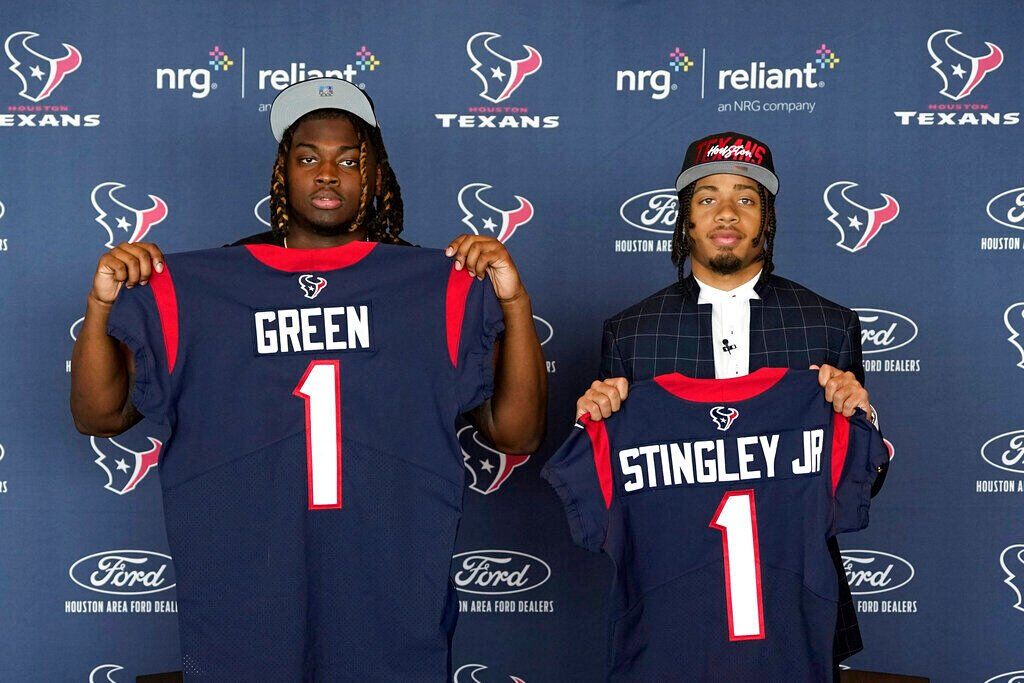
[706,143,754,161]
[318,85,334,97]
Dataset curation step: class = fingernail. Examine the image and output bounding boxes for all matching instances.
[445,247,453,256]
[454,261,462,270]
[126,284,133,289]
[155,262,164,273]
[140,280,148,286]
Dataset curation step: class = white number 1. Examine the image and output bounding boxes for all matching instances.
[709,490,765,641]
[293,360,342,509]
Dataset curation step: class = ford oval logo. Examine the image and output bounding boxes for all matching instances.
[842,549,914,595]
[254,195,271,227]
[853,308,918,355]
[981,430,1024,474]
[984,672,1024,683]
[620,188,677,234]
[451,549,551,595]
[69,549,175,596]
[532,315,553,346]
[986,187,1024,231]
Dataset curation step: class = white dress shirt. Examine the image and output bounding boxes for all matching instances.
[694,270,762,379]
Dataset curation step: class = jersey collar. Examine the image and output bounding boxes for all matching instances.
[244,241,377,272]
[653,367,788,402]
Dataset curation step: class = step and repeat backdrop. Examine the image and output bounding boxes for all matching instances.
[1,1,1022,680]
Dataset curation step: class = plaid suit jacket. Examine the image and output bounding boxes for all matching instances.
[600,272,875,663]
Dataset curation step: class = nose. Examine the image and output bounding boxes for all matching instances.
[315,162,339,186]
[714,202,738,225]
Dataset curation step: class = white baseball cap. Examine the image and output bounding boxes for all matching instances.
[269,77,378,142]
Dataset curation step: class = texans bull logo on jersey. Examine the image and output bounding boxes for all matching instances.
[298,274,327,299]
[466,31,542,104]
[823,181,900,253]
[4,31,82,103]
[90,436,162,495]
[710,406,739,432]
[927,29,1004,101]
[453,663,526,683]
[458,425,529,495]
[90,182,169,248]
[458,183,534,244]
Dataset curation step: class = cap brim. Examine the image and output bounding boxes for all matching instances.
[270,78,377,142]
[675,161,778,195]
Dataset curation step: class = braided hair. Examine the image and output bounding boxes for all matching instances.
[269,108,404,244]
[670,180,777,278]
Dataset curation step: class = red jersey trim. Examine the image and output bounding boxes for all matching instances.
[244,241,377,272]
[581,417,613,509]
[653,367,788,403]
[149,266,179,374]
[445,266,474,367]
[830,413,851,495]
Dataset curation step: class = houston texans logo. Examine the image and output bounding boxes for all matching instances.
[710,406,739,432]
[299,274,327,299]
[458,183,534,244]
[927,29,1004,101]
[823,181,900,253]
[4,31,82,102]
[466,31,542,103]
[1004,302,1024,369]
[91,182,169,248]
[1000,544,1024,613]
[89,664,125,683]
[90,436,162,495]
[453,663,526,683]
[458,425,530,495]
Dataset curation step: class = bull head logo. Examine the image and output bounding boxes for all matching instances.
[4,31,82,102]
[1004,302,1024,370]
[453,663,526,683]
[91,182,168,247]
[1000,544,1024,613]
[458,426,529,495]
[823,181,899,253]
[457,183,534,244]
[466,31,542,103]
[710,406,739,432]
[927,29,1003,101]
[91,436,162,495]
[299,274,327,299]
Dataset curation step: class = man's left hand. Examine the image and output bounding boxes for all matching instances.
[446,234,526,303]
[810,364,870,417]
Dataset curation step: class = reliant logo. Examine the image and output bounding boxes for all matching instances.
[89,665,124,683]
[454,664,526,683]
[1001,544,1024,612]
[436,32,557,130]
[843,549,915,595]
[894,29,1016,127]
[620,188,676,235]
[459,425,530,495]
[615,47,695,101]
[981,430,1024,475]
[823,182,900,253]
[156,44,233,99]
[2,30,100,128]
[854,309,918,355]
[452,550,551,595]
[987,187,1024,231]
[718,43,838,92]
[1005,303,1024,369]
[69,549,175,595]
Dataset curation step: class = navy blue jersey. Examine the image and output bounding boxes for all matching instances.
[542,368,886,682]
[107,241,503,681]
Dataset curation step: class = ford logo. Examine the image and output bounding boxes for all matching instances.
[842,549,914,595]
[532,315,553,346]
[984,672,1024,683]
[620,188,677,234]
[69,549,175,596]
[986,187,1024,231]
[982,430,1024,474]
[451,549,551,595]
[853,308,918,355]
[254,195,271,227]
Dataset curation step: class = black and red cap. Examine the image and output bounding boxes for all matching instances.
[675,131,778,195]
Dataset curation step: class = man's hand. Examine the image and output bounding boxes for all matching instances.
[576,378,629,420]
[811,364,870,417]
[91,242,165,305]
[445,234,525,303]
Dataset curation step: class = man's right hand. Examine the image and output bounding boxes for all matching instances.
[575,378,629,421]
[90,242,165,305]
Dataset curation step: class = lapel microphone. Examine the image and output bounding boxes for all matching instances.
[722,338,737,354]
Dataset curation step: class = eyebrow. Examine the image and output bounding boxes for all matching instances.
[293,142,360,153]
[694,183,758,193]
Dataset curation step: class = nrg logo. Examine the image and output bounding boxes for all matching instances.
[155,45,233,99]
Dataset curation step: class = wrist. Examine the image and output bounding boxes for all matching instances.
[87,292,115,311]
[498,288,530,308]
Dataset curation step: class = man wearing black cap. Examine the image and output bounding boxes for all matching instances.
[575,131,888,674]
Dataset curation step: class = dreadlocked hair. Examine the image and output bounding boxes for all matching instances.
[269,109,405,244]
[670,180,778,277]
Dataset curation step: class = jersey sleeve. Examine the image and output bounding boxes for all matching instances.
[445,266,505,413]
[541,416,614,552]
[105,267,179,425]
[830,409,888,534]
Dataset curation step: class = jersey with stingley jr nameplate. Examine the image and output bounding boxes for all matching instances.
[542,368,887,682]
[106,241,503,682]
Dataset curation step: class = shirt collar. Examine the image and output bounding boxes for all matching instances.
[694,269,762,305]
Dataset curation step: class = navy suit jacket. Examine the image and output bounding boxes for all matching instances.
[599,272,887,663]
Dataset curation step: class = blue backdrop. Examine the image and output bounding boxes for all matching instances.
[1,2,1022,680]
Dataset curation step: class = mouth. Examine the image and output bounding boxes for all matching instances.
[310,192,343,211]
[709,230,744,248]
